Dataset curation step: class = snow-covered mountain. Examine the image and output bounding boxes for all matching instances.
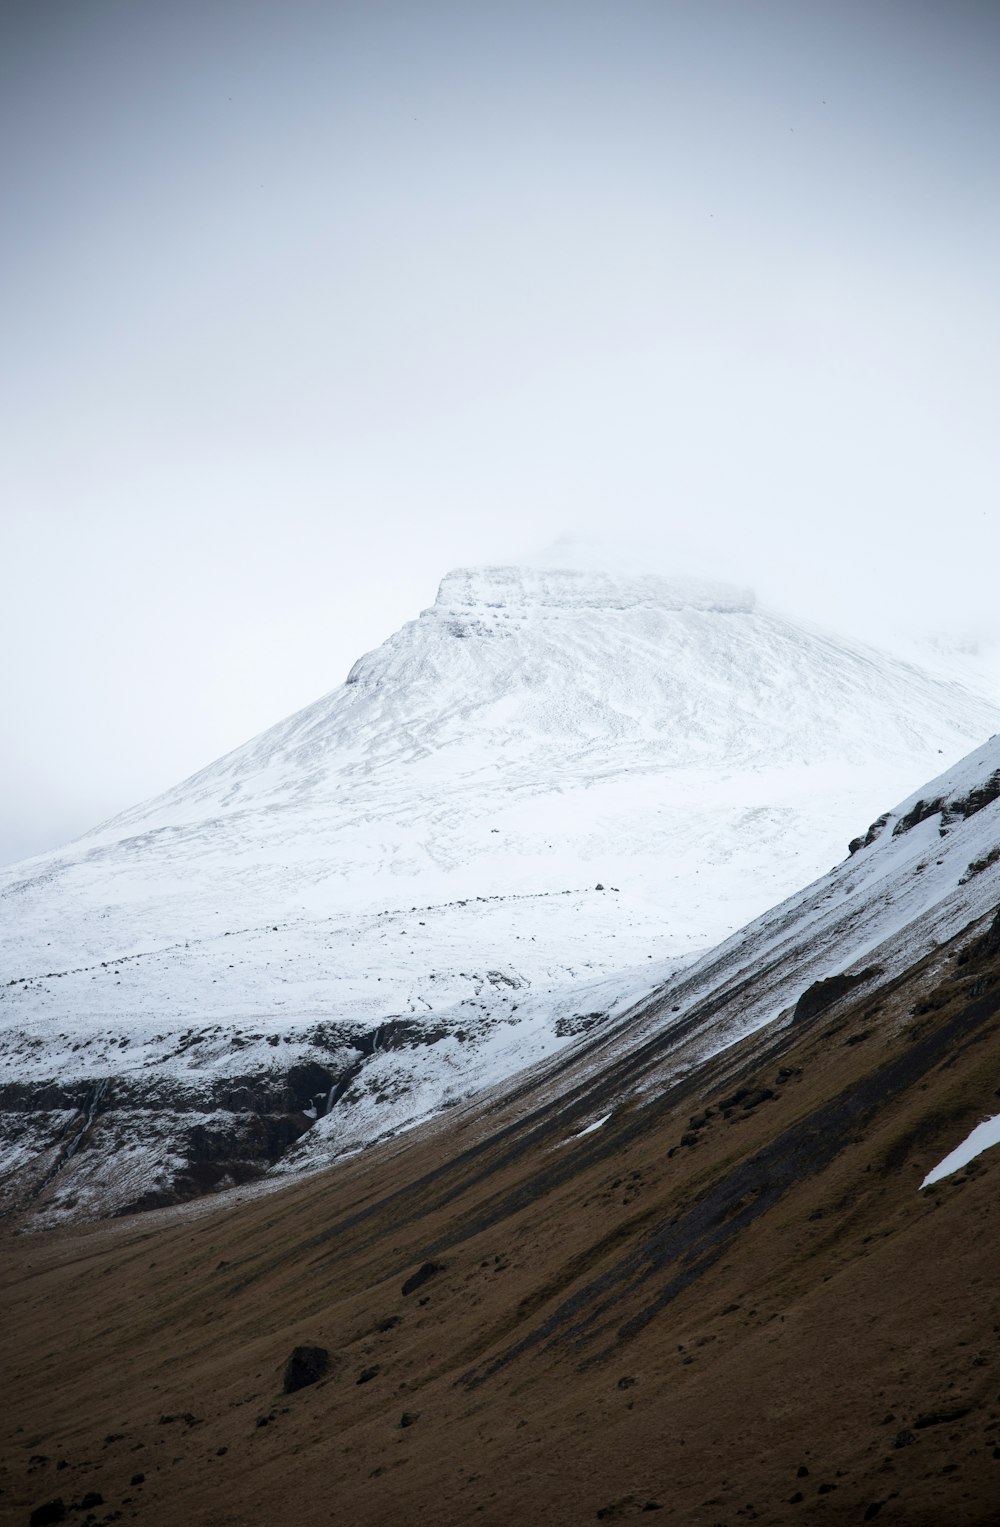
[2,563,998,1222]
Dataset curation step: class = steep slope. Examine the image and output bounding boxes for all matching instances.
[2,751,999,1526]
[1,566,997,1222]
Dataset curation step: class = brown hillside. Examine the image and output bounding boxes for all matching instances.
[2,911,1000,1527]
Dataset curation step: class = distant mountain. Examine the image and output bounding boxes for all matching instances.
[1,564,997,1223]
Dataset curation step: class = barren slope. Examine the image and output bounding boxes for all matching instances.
[2,888,999,1527]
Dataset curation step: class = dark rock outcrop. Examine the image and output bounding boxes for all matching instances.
[282,1345,330,1394]
[28,1502,66,1526]
[401,1261,445,1297]
[793,968,880,1025]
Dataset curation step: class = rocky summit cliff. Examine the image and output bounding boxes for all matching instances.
[1,564,998,1223]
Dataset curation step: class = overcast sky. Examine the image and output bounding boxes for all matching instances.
[2,0,999,865]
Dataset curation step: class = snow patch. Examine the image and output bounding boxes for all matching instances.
[921,1114,1000,1188]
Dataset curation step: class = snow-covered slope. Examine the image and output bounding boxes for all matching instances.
[1,565,998,1222]
[516,733,1000,1130]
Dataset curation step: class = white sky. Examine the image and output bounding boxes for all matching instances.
[2,0,999,865]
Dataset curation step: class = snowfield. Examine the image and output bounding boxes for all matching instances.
[2,564,998,1222]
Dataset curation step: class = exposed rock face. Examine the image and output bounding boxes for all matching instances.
[792,967,881,1025]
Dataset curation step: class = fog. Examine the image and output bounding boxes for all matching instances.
[3,0,999,863]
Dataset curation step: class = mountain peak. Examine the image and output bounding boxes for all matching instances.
[433,564,755,614]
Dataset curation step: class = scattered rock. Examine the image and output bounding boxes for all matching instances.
[617,1376,636,1390]
[892,1430,917,1449]
[796,1465,809,1477]
[863,1505,885,1522]
[129,1474,144,1486]
[356,1366,380,1385]
[29,1503,66,1526]
[282,1344,330,1393]
[78,1495,104,1510]
[401,1261,444,1297]
[399,1412,420,1428]
[787,1492,803,1504]
[913,1406,969,1429]
[377,1316,402,1332]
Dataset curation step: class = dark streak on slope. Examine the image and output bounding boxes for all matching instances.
[461,980,1000,1385]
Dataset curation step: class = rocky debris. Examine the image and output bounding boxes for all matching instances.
[892,1429,917,1449]
[399,1412,420,1428]
[401,1260,444,1297]
[356,1366,379,1385]
[282,1344,330,1393]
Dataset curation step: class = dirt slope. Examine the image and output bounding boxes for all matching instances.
[2,910,1000,1527]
